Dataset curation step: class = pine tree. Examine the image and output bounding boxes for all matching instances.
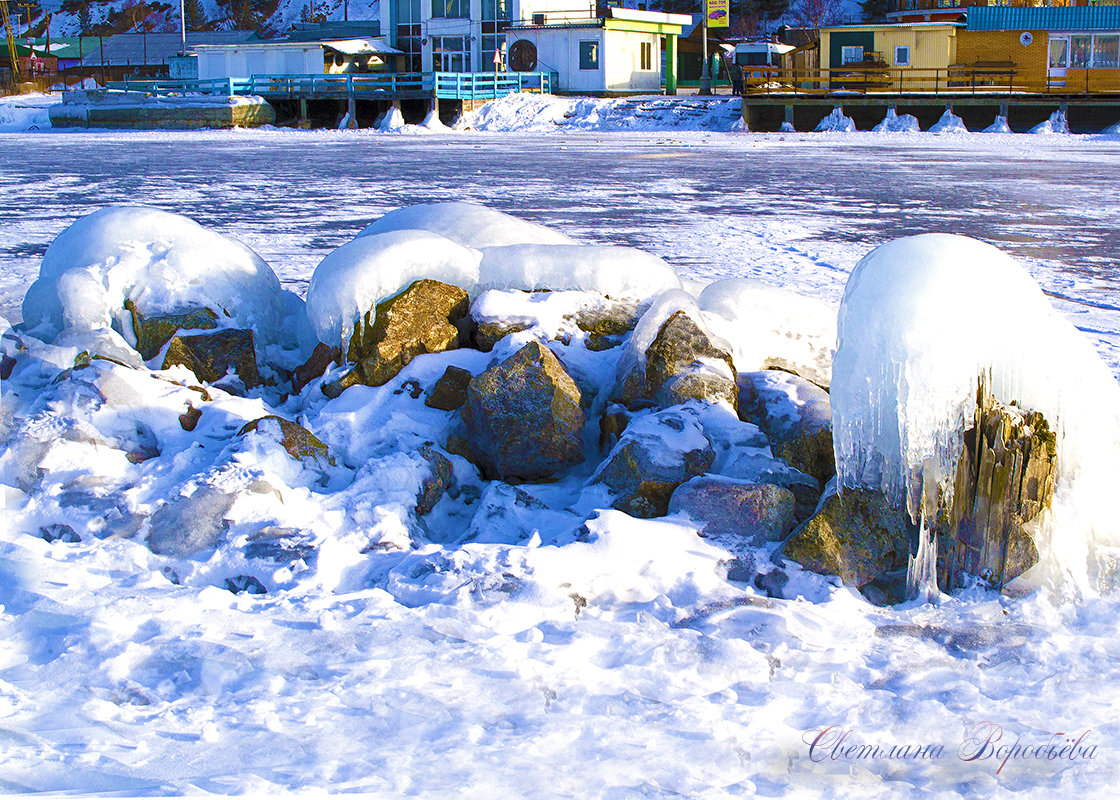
[77,1,92,33]
[184,0,208,30]
[859,0,890,22]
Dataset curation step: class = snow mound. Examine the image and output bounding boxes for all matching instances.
[832,234,1120,582]
[20,206,287,347]
[479,244,680,300]
[305,229,482,351]
[873,109,920,133]
[929,109,968,134]
[815,107,855,133]
[984,115,1012,134]
[0,93,54,131]
[356,201,574,249]
[699,278,836,387]
[468,93,745,133]
[1031,109,1070,135]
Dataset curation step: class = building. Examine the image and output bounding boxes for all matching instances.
[194,37,403,80]
[504,8,690,94]
[887,0,1083,25]
[960,5,1120,92]
[78,31,261,81]
[818,22,960,89]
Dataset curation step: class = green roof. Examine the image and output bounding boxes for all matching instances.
[967,6,1120,32]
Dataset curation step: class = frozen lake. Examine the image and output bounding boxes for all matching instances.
[2,129,1120,372]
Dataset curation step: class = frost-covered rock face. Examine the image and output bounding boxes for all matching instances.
[737,370,834,489]
[668,476,795,543]
[21,206,288,351]
[356,201,575,249]
[464,341,585,481]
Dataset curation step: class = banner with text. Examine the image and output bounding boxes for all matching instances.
[707,0,729,28]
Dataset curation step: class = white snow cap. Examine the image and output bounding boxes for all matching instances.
[479,244,681,300]
[356,201,575,249]
[305,229,482,350]
[21,206,286,345]
[832,234,1120,580]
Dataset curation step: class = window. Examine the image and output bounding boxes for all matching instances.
[894,45,910,66]
[1092,35,1119,69]
[394,0,422,72]
[841,45,864,64]
[481,0,511,71]
[580,40,600,70]
[640,41,652,71]
[431,0,469,19]
[1049,36,1068,69]
[1070,34,1092,68]
[432,36,471,72]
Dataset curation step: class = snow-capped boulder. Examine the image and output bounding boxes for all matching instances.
[478,244,680,300]
[126,300,218,360]
[21,206,288,352]
[463,341,585,481]
[668,476,795,543]
[737,370,834,488]
[238,416,331,465]
[162,329,260,390]
[356,201,575,249]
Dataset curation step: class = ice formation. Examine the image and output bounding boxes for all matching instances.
[983,115,1012,134]
[478,244,681,300]
[872,109,920,133]
[832,234,1120,583]
[699,278,836,386]
[20,206,287,347]
[1030,109,1070,135]
[929,109,968,134]
[815,107,855,133]
[304,229,482,351]
[355,201,574,249]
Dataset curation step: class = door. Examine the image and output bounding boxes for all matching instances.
[432,36,471,72]
[1048,35,1068,88]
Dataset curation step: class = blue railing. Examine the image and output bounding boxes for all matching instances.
[105,71,556,101]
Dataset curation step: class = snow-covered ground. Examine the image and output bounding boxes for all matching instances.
[1,124,1119,797]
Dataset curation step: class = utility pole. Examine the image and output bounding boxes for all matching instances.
[179,0,186,54]
[1,0,20,84]
[699,0,711,95]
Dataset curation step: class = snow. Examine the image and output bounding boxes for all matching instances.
[478,243,680,299]
[19,206,291,357]
[930,109,969,134]
[984,115,1013,134]
[1031,110,1070,135]
[831,234,1120,588]
[0,92,53,131]
[356,201,574,249]
[468,93,746,133]
[873,109,921,133]
[815,107,856,133]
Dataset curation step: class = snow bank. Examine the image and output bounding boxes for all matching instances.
[0,93,53,131]
[479,244,680,300]
[467,93,745,133]
[20,206,287,348]
[305,229,481,351]
[815,107,855,133]
[872,109,920,133]
[984,115,1012,134]
[356,201,574,248]
[929,109,968,134]
[698,278,836,386]
[832,234,1120,582]
[1031,109,1070,135]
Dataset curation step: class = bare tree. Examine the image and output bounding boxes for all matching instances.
[789,0,846,30]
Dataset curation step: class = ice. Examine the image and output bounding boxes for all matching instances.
[355,201,575,249]
[478,244,680,299]
[378,105,406,131]
[20,206,288,350]
[983,115,1012,134]
[698,278,836,386]
[466,93,745,133]
[815,107,855,133]
[1031,109,1070,135]
[929,109,968,133]
[303,229,482,352]
[832,234,1120,584]
[0,93,53,131]
[873,109,920,133]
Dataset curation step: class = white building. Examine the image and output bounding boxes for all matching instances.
[193,39,401,80]
[380,0,591,74]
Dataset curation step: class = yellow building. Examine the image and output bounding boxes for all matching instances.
[817,23,960,91]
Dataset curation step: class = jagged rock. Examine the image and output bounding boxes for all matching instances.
[425,365,473,411]
[599,404,631,450]
[473,321,531,353]
[39,523,80,543]
[162,329,260,388]
[226,575,267,595]
[654,365,740,409]
[592,408,715,518]
[292,342,338,394]
[738,370,834,488]
[463,341,585,482]
[126,299,218,360]
[570,298,643,350]
[349,279,469,386]
[239,416,331,464]
[179,405,202,431]
[781,489,910,588]
[147,486,237,556]
[669,477,795,543]
[416,446,454,515]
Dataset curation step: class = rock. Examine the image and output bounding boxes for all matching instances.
[350,279,469,386]
[244,527,317,564]
[592,408,715,518]
[126,299,218,360]
[599,405,631,450]
[225,575,267,595]
[162,329,260,388]
[238,416,331,464]
[39,523,80,543]
[463,341,585,481]
[473,321,531,353]
[724,553,756,583]
[416,446,454,515]
[669,477,795,543]
[570,298,643,350]
[645,311,738,408]
[147,486,237,556]
[654,365,740,409]
[179,406,202,431]
[755,569,789,599]
[780,489,910,588]
[738,370,834,488]
[292,342,338,394]
[425,365,473,411]
[321,366,365,399]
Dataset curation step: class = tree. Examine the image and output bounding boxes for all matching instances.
[859,0,889,22]
[184,0,208,30]
[789,0,846,30]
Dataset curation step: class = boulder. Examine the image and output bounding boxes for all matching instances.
[292,342,338,394]
[473,321,531,353]
[738,370,834,488]
[780,489,910,588]
[592,408,715,518]
[162,329,260,388]
[349,279,469,386]
[415,445,454,515]
[463,341,585,482]
[126,299,218,360]
[669,477,795,543]
[570,298,643,350]
[425,365,473,411]
[238,416,331,464]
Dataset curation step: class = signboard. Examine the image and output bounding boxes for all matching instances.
[706,0,729,28]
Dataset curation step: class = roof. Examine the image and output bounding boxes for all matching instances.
[285,21,381,41]
[80,31,260,66]
[966,6,1120,32]
[322,38,402,56]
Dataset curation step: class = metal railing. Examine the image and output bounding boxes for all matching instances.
[105,71,556,100]
[735,65,1120,96]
